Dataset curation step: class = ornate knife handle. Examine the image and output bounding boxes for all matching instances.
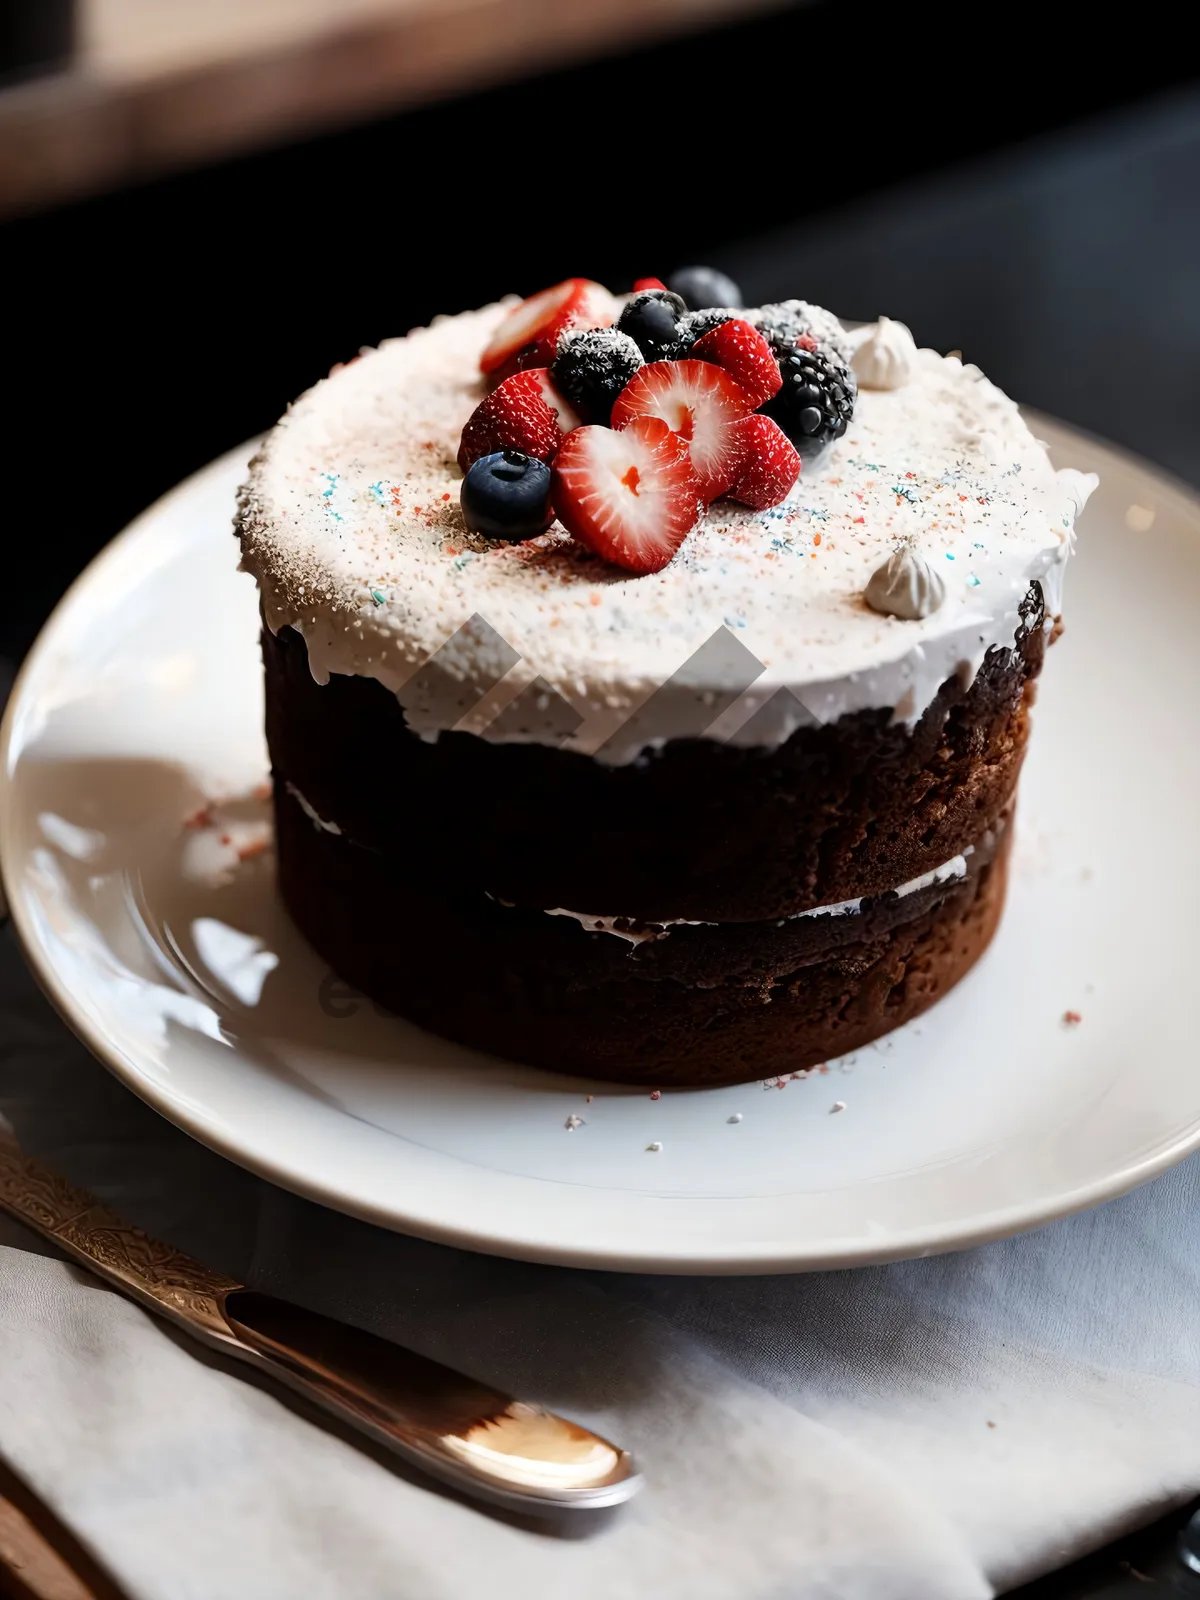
[0,1133,640,1513]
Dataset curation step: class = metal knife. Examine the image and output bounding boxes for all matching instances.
[0,1130,641,1515]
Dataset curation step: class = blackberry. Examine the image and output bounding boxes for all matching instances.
[616,288,687,361]
[666,265,743,312]
[754,299,854,366]
[762,346,856,464]
[671,307,739,357]
[552,328,643,424]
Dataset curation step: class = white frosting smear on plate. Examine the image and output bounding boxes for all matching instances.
[238,306,1098,764]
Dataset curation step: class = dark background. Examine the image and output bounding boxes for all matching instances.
[4,0,1199,665]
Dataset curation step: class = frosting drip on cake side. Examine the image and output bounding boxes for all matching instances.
[237,305,1097,764]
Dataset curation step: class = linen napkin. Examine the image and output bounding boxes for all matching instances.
[1,925,1198,1600]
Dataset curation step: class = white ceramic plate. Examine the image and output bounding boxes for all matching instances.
[2,419,1197,1273]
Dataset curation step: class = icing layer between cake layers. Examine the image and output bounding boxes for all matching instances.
[238,302,1097,765]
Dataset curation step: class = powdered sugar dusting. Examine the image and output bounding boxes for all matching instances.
[237,304,1097,763]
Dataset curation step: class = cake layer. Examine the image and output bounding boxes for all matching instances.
[276,779,1009,1088]
[262,587,1043,923]
[236,303,1097,764]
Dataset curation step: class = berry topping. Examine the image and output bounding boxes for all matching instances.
[616,288,688,362]
[552,327,643,424]
[632,276,668,293]
[762,346,857,464]
[666,265,743,312]
[692,318,782,410]
[610,359,755,501]
[460,450,554,540]
[725,416,801,509]
[754,300,854,365]
[672,307,738,356]
[457,368,580,473]
[480,279,617,382]
[551,417,702,575]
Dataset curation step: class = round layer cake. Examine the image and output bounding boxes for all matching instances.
[236,293,1096,1086]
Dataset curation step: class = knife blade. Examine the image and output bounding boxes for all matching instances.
[0,1130,641,1514]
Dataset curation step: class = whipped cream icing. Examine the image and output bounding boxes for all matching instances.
[285,780,341,834]
[546,851,972,944]
[238,305,1097,765]
[864,544,948,620]
[851,316,918,391]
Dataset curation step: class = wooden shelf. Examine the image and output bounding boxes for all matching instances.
[0,0,780,219]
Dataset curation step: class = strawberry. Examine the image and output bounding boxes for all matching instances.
[692,318,782,410]
[632,276,668,293]
[610,359,754,501]
[551,417,702,575]
[480,279,617,382]
[726,415,801,509]
[457,369,580,473]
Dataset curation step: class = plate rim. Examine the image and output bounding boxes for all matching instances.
[3,422,1200,1275]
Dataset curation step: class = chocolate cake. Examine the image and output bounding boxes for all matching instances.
[236,281,1097,1088]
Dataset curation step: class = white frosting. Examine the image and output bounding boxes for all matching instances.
[238,302,1098,765]
[285,781,341,834]
[851,317,918,390]
[544,851,971,944]
[865,544,948,620]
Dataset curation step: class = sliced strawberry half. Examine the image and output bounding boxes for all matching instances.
[551,417,702,575]
[692,318,782,409]
[457,368,580,473]
[480,279,617,382]
[726,415,802,509]
[610,359,755,502]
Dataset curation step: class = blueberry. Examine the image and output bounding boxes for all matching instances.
[460,450,554,540]
[617,288,687,361]
[552,328,643,423]
[666,266,743,313]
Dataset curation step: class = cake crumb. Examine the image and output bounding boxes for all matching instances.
[727,1113,743,1124]
[585,1094,594,1104]
[986,1420,997,1430]
[646,1141,663,1152]
[1062,1010,1082,1027]
[830,1101,846,1114]
[564,1114,585,1132]
[1124,503,1156,532]
[649,1089,661,1101]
